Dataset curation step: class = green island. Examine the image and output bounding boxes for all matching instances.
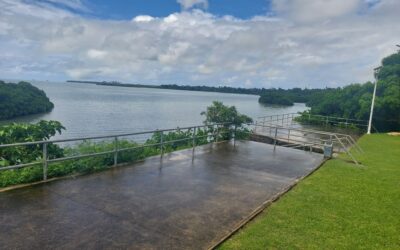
[0,81,54,120]
[219,134,400,249]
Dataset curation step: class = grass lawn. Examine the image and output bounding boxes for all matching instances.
[219,134,400,249]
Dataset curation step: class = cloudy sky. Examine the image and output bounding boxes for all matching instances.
[0,0,399,88]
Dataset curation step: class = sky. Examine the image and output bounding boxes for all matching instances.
[0,0,399,88]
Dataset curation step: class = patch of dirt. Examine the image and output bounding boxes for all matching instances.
[387,132,400,136]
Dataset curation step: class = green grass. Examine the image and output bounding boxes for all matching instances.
[219,134,400,249]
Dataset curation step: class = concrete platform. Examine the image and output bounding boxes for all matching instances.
[0,141,323,250]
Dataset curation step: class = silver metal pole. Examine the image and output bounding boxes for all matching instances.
[215,125,219,142]
[43,143,48,180]
[233,124,237,147]
[263,117,266,132]
[113,136,118,167]
[192,127,196,158]
[367,80,377,134]
[273,127,278,151]
[160,131,164,157]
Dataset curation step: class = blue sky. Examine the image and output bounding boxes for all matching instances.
[38,0,273,20]
[1,0,399,88]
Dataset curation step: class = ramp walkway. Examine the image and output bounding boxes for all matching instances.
[0,141,323,249]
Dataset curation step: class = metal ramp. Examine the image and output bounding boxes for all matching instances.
[252,113,365,165]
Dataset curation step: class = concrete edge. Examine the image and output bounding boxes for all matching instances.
[207,158,329,250]
[0,161,137,193]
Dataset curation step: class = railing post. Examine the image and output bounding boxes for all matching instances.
[160,131,164,158]
[215,125,219,143]
[263,117,266,132]
[192,127,196,158]
[291,113,294,126]
[287,128,291,142]
[43,143,48,181]
[113,136,118,167]
[273,127,278,151]
[233,124,237,147]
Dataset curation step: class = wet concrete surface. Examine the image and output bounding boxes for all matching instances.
[0,141,323,250]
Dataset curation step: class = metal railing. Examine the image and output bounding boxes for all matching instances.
[0,123,236,181]
[0,117,364,185]
[252,122,362,165]
[256,113,376,132]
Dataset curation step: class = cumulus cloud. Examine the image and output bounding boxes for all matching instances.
[177,0,208,10]
[133,15,154,22]
[0,0,399,88]
[272,0,365,22]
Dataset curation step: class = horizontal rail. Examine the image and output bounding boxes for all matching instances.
[0,122,231,148]
[0,123,235,174]
[48,150,116,163]
[0,161,41,171]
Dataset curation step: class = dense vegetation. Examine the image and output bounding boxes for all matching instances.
[68,80,266,95]
[0,102,251,188]
[259,91,294,106]
[258,88,327,106]
[220,134,400,249]
[0,81,54,120]
[160,84,263,95]
[297,51,400,132]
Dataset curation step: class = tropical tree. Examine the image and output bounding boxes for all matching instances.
[201,101,253,125]
[201,101,253,140]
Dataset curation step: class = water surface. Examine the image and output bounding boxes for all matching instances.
[3,81,307,139]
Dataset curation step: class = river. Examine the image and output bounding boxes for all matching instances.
[3,81,307,140]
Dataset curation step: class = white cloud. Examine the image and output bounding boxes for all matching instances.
[87,49,107,59]
[133,15,154,22]
[272,0,364,22]
[177,0,208,10]
[0,0,399,88]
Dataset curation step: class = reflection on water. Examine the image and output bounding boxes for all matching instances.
[2,81,308,140]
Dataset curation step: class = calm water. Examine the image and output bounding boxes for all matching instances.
[3,81,307,140]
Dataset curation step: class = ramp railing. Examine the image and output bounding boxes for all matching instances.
[256,113,376,132]
[0,123,235,181]
[252,123,362,165]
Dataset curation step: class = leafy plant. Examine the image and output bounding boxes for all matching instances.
[201,101,253,140]
[0,121,65,166]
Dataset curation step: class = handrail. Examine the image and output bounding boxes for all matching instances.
[257,113,368,123]
[252,123,361,165]
[0,123,235,181]
[0,122,231,148]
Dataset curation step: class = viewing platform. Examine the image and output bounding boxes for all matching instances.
[0,140,323,249]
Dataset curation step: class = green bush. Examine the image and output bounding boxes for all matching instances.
[0,121,65,166]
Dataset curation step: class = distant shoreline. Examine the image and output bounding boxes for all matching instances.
[66,80,262,95]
